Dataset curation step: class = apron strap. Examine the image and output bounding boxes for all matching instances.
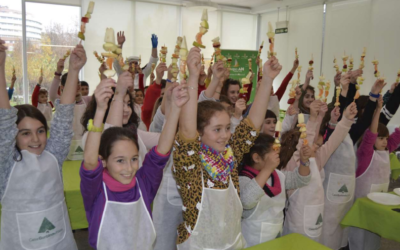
[102,178,140,202]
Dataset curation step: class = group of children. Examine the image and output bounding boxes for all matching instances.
[1,27,399,250]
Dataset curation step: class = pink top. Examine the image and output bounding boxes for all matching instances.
[356,128,400,177]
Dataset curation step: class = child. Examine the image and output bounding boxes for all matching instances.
[173,47,281,249]
[349,96,400,250]
[261,110,277,137]
[80,78,188,249]
[239,134,312,247]
[32,75,54,123]
[134,88,146,131]
[80,81,89,96]
[0,41,85,249]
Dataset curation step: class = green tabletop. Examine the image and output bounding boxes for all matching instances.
[244,233,331,250]
[62,160,88,230]
[390,153,400,180]
[341,192,400,243]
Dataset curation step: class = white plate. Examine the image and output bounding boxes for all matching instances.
[394,188,400,196]
[367,192,400,206]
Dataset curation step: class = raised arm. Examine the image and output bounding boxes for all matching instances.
[275,59,298,100]
[302,69,313,91]
[31,76,42,107]
[247,57,282,130]
[179,47,201,139]
[0,40,9,109]
[370,96,382,134]
[204,61,224,98]
[105,71,132,127]
[84,79,116,170]
[49,58,65,103]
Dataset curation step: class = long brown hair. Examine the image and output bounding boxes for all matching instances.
[197,100,230,134]
[278,129,301,170]
[221,78,241,97]
[298,86,315,114]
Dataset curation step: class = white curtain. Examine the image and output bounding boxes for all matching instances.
[221,12,257,50]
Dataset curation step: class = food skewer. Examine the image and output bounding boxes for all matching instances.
[267,22,276,59]
[359,47,366,70]
[259,58,263,77]
[295,47,299,59]
[342,51,349,72]
[273,121,282,152]
[333,56,340,74]
[258,41,264,56]
[317,75,325,100]
[193,9,209,49]
[78,1,95,42]
[372,58,380,78]
[349,55,354,71]
[323,80,331,103]
[296,66,302,85]
[297,113,308,145]
[334,86,341,107]
[171,37,182,82]
[179,36,188,80]
[309,54,314,71]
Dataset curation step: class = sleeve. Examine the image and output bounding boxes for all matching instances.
[32,84,40,107]
[138,74,144,91]
[0,107,18,201]
[8,88,14,100]
[350,99,377,144]
[149,107,165,133]
[316,117,353,169]
[198,90,216,103]
[142,83,162,130]
[79,160,103,212]
[281,113,297,135]
[387,128,400,153]
[380,85,400,125]
[275,72,294,101]
[239,176,265,210]
[356,129,378,177]
[136,147,170,203]
[113,58,123,77]
[45,100,75,171]
[229,118,259,165]
[382,90,391,106]
[143,56,159,80]
[49,76,61,103]
[339,83,356,122]
[137,130,161,150]
[230,116,242,134]
[283,167,311,190]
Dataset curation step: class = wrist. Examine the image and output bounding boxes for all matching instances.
[369,92,380,98]
[300,159,310,166]
[95,107,107,114]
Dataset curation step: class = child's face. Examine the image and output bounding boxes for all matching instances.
[135,91,144,105]
[302,89,315,109]
[17,117,47,155]
[123,94,133,125]
[81,86,89,96]
[261,118,277,136]
[200,111,231,153]
[38,93,48,104]
[103,139,139,185]
[375,136,388,151]
[227,84,240,104]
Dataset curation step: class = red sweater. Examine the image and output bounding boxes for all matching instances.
[138,74,144,92]
[141,82,162,130]
[32,84,54,108]
[257,71,293,101]
[198,83,206,97]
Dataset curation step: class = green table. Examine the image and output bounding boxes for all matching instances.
[62,160,88,230]
[390,153,400,180]
[341,193,400,243]
[244,233,331,250]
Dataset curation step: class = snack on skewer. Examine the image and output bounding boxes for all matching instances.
[201,54,205,65]
[396,70,400,83]
[160,46,168,63]
[288,80,297,99]
[40,67,43,78]
[258,41,264,56]
[63,49,71,60]
[212,37,226,62]
[193,9,209,49]
[342,52,349,72]
[273,121,282,152]
[296,66,302,85]
[78,1,95,41]
[309,54,314,71]
[179,36,188,80]
[372,59,380,78]
[248,59,252,71]
[238,72,252,102]
[101,28,119,78]
[267,22,276,59]
[295,47,299,59]
[334,86,341,107]
[93,51,105,64]
[317,75,325,100]
[349,55,354,71]
[171,37,182,82]
[333,56,340,73]
[297,113,307,139]
[12,65,16,77]
[259,59,263,77]
[323,80,331,103]
[359,47,366,69]
[227,57,232,69]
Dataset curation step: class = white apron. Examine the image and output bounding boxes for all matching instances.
[321,135,356,250]
[177,171,245,250]
[0,150,77,250]
[282,158,324,243]
[349,150,390,250]
[67,100,87,161]
[37,103,53,123]
[97,180,156,250]
[242,170,286,247]
[153,155,183,250]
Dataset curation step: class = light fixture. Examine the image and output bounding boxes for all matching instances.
[186,1,219,11]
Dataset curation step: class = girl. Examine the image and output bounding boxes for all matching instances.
[80,78,188,249]
[133,88,146,131]
[32,75,54,123]
[173,47,281,249]
[261,110,277,137]
[81,71,160,168]
[239,134,312,247]
[220,78,240,105]
[0,41,85,249]
[349,96,400,250]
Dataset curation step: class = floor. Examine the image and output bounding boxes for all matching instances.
[73,178,400,250]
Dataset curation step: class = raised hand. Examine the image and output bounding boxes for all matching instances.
[340,72,351,90]
[211,61,225,81]
[371,78,387,95]
[171,82,189,108]
[263,56,282,80]
[234,98,247,119]
[156,62,168,82]
[350,69,363,83]
[310,100,322,118]
[38,75,43,85]
[300,143,312,163]
[207,64,213,77]
[265,151,280,171]
[306,69,314,81]
[94,79,116,111]
[330,106,340,124]
[293,59,299,70]
[318,102,328,117]
[187,47,202,77]
[287,104,299,116]
[150,72,155,84]
[344,102,358,120]
[11,74,16,84]
[151,34,158,48]
[116,71,133,94]
[69,44,87,71]
[390,82,399,94]
[334,72,342,87]
[117,31,125,46]
[56,58,65,74]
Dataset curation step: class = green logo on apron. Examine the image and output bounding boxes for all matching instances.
[338,184,348,193]
[75,146,84,153]
[316,214,323,225]
[38,217,56,233]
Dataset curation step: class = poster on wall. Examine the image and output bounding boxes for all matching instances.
[220,49,258,103]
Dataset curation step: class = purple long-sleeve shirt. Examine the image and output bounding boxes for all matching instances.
[80,147,170,249]
[356,128,400,177]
